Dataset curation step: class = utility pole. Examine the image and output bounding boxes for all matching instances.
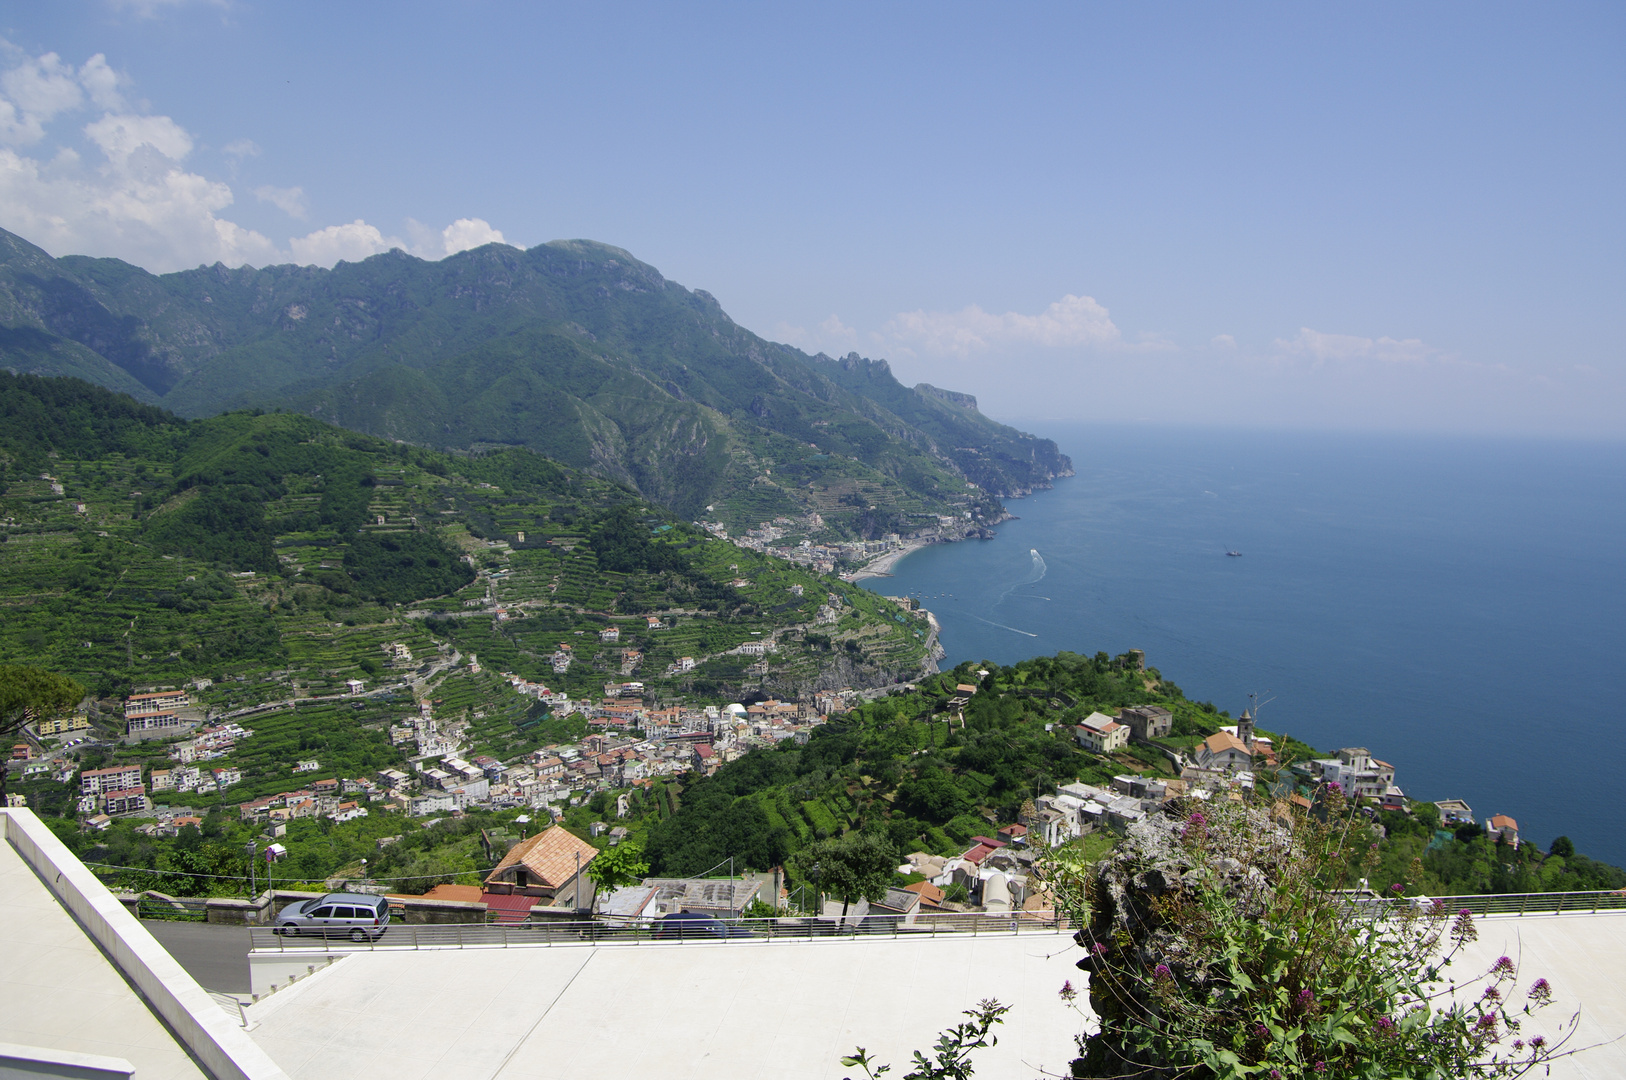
[244,841,257,900]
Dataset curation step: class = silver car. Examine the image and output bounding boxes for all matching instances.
[274,892,390,941]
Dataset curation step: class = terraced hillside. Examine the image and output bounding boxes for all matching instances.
[0,373,939,811]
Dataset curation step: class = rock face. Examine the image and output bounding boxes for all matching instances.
[1070,804,1297,1078]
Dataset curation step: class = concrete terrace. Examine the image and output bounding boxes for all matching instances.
[244,931,1085,1080]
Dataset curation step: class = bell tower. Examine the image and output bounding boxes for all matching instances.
[1236,708,1254,750]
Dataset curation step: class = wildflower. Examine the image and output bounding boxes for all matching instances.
[1255,1023,1269,1037]
[1270,1071,1282,1079]
[1492,955,1515,976]
[1530,1035,1546,1050]
[1512,1040,1523,1052]
[1431,898,1447,915]
[1373,1016,1395,1037]
[1326,781,1342,794]
[1390,882,1405,893]
[1313,1064,1327,1075]
[1296,988,1314,1005]
[1452,909,1478,944]
[1528,978,1552,1005]
[1476,1013,1497,1032]
[1059,979,1077,1003]
[1188,810,1207,826]
[1153,963,1172,980]
[1482,986,1500,1002]
[1092,941,1108,956]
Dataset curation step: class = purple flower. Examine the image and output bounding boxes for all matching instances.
[1482,985,1500,1002]
[1493,955,1515,976]
[1313,1064,1327,1075]
[1528,978,1552,1005]
[1512,1040,1524,1052]
[1188,810,1207,826]
[1270,1071,1282,1079]
[1326,781,1343,794]
[1255,1023,1269,1037]
[1092,941,1108,956]
[1059,979,1077,1003]
[1374,1016,1395,1035]
[1390,882,1405,893]
[1476,1013,1497,1031]
[1153,963,1172,979]
[1296,988,1314,1005]
[1530,1035,1546,1050]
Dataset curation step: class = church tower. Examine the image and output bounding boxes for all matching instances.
[1236,708,1255,750]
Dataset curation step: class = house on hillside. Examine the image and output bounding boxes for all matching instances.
[483,827,600,905]
[1434,799,1474,824]
[1486,815,1520,846]
[1117,705,1173,742]
[1074,712,1129,754]
[1195,731,1254,773]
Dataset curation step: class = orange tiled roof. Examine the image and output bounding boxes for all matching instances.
[904,880,945,906]
[1202,731,1252,756]
[485,826,599,889]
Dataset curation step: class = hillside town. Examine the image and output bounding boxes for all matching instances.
[8,670,1529,920]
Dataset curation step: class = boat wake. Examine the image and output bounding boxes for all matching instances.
[998,548,1048,604]
[966,612,1039,638]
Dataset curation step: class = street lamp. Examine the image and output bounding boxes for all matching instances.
[244,841,257,899]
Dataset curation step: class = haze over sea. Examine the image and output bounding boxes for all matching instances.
[861,424,1626,870]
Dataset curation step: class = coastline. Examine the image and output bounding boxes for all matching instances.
[844,539,934,582]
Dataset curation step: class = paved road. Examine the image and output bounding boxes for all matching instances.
[139,920,253,993]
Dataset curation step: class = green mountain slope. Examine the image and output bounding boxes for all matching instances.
[0,228,1070,531]
[0,373,938,730]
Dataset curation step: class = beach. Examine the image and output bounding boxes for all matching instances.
[844,539,933,581]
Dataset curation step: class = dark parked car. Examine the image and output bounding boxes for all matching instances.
[274,892,390,941]
[652,911,755,940]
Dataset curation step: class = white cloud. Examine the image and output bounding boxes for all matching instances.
[1275,327,1443,366]
[84,112,193,163]
[289,219,402,266]
[77,55,126,111]
[254,184,306,219]
[882,293,1123,356]
[0,43,505,272]
[439,217,505,256]
[1210,333,1238,349]
[1,53,83,134]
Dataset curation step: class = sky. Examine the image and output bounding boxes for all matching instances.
[0,1,1621,437]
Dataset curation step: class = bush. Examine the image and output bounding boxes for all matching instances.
[1046,794,1580,1078]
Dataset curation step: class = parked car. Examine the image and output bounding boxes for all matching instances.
[652,910,755,940]
[274,892,390,941]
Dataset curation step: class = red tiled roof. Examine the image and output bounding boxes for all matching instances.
[481,891,538,922]
[485,826,599,889]
[962,844,996,866]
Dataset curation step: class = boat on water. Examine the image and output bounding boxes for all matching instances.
[1226,550,1243,557]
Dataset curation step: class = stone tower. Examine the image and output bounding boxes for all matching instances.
[1236,708,1254,749]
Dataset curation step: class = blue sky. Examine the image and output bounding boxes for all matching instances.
[1,1,1621,436]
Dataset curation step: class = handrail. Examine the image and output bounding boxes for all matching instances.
[1346,889,1626,919]
[247,909,1069,953]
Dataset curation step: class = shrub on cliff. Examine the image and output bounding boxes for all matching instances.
[1047,792,1581,1079]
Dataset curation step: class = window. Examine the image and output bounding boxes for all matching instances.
[310,907,334,918]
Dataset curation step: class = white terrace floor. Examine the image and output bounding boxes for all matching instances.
[0,831,209,1079]
[245,932,1087,1080]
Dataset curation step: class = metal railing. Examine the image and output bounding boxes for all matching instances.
[247,909,1069,953]
[1343,889,1626,919]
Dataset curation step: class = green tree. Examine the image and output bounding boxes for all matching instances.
[791,832,897,918]
[1550,835,1575,859]
[0,665,84,798]
[586,840,649,895]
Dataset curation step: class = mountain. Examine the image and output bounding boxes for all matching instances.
[0,228,1071,531]
[0,372,939,732]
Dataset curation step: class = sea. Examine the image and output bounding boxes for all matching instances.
[859,423,1626,870]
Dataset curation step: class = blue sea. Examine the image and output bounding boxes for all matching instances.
[861,424,1626,869]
